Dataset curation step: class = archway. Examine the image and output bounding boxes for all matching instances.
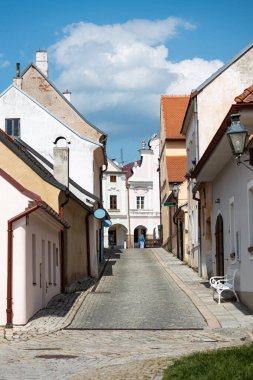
[134,225,147,247]
[215,214,224,276]
[108,224,128,249]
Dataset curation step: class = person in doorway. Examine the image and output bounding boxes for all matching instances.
[109,235,114,250]
[138,234,145,249]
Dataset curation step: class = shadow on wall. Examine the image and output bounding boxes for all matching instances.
[27,277,96,322]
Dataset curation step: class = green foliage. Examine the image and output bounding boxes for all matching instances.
[163,344,253,380]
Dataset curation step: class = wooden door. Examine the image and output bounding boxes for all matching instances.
[215,214,224,276]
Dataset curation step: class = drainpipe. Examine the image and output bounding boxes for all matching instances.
[85,212,92,276]
[59,189,70,291]
[6,204,40,328]
[127,185,131,248]
[193,189,202,277]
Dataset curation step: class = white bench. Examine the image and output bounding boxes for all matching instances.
[210,268,239,304]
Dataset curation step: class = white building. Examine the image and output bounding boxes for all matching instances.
[103,135,161,249]
[0,85,102,203]
[190,91,253,311]
[127,136,161,247]
[102,159,128,248]
[0,169,68,326]
[181,42,253,277]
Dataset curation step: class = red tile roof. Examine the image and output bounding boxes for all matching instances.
[235,85,253,103]
[123,160,141,179]
[161,95,189,139]
[166,156,186,183]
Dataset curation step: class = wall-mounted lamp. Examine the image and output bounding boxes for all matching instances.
[227,114,248,156]
[227,113,253,172]
[172,182,179,199]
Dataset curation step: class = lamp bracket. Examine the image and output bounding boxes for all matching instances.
[236,156,253,173]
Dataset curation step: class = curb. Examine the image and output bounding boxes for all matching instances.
[1,258,112,342]
[151,248,221,329]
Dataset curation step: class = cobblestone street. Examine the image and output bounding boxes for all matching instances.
[0,248,253,379]
[69,249,206,329]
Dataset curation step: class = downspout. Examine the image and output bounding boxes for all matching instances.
[158,158,162,244]
[172,205,179,259]
[194,97,200,162]
[6,204,40,328]
[193,188,202,277]
[59,189,70,292]
[85,211,92,276]
[127,185,131,248]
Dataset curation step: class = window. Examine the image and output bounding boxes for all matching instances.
[53,243,56,285]
[5,118,20,138]
[136,196,144,209]
[110,175,116,183]
[56,247,59,267]
[48,241,52,285]
[110,195,117,209]
[32,234,36,285]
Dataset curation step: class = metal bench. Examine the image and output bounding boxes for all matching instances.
[210,268,239,304]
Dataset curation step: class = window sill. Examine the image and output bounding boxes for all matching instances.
[109,209,120,212]
[33,283,37,286]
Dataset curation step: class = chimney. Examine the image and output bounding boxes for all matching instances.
[13,62,22,88]
[62,90,71,102]
[36,50,48,77]
[53,137,70,188]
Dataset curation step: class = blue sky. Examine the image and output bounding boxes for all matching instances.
[0,0,253,163]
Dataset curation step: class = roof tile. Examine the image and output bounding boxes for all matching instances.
[161,95,189,139]
[166,156,186,183]
[235,84,253,103]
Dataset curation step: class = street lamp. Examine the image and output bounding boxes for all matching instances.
[226,113,253,173]
[172,183,179,199]
[227,114,248,157]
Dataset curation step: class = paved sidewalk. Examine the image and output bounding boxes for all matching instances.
[152,248,253,333]
[1,248,253,343]
[0,277,96,342]
[0,249,253,379]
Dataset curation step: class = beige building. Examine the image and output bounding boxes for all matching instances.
[160,95,189,261]
[0,129,93,287]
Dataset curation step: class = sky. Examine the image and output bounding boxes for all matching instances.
[0,0,253,163]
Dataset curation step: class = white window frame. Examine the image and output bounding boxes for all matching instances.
[53,243,56,285]
[136,196,144,210]
[5,118,20,137]
[48,241,52,285]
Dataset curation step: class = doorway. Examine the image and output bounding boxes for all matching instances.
[215,214,224,276]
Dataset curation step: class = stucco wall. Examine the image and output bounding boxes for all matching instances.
[0,86,97,195]
[198,47,253,159]
[0,142,60,211]
[128,138,160,239]
[21,66,102,143]
[14,212,61,325]
[0,176,62,326]
[62,198,88,285]
[212,158,253,310]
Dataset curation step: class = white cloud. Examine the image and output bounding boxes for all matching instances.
[49,18,223,159]
[0,53,10,69]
